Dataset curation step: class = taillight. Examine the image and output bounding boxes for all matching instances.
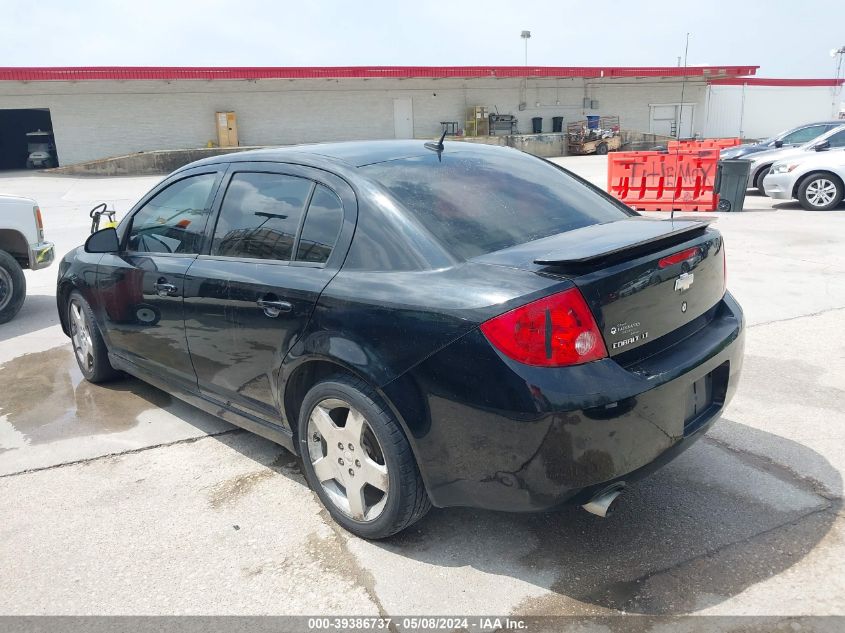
[480,287,607,367]
[658,246,700,268]
[33,206,44,241]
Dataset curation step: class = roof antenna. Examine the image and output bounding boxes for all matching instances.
[425,128,448,156]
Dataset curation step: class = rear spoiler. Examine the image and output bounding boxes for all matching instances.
[534,217,713,267]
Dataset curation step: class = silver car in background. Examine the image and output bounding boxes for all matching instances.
[764,148,845,210]
[744,124,845,194]
[721,120,843,161]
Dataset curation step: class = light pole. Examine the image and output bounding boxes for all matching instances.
[521,31,531,66]
[832,46,845,118]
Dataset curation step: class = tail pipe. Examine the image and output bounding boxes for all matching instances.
[581,483,625,518]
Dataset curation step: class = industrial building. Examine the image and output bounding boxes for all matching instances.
[0,65,842,168]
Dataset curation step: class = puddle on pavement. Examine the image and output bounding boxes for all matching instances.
[0,346,172,448]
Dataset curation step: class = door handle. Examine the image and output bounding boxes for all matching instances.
[257,298,293,318]
[153,278,177,297]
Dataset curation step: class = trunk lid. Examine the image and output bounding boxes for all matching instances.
[473,217,726,357]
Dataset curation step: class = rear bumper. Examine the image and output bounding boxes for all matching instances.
[386,292,745,511]
[28,241,55,270]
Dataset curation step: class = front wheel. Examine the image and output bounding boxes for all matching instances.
[0,250,26,324]
[798,174,844,211]
[298,376,430,539]
[67,291,121,383]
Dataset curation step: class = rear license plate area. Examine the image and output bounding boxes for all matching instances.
[683,361,730,436]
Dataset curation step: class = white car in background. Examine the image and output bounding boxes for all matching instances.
[745,124,845,194]
[763,148,845,210]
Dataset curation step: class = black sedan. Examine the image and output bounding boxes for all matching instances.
[56,140,744,539]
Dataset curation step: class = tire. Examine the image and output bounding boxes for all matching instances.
[0,250,26,324]
[67,290,121,383]
[298,375,431,539]
[596,142,609,155]
[25,159,34,169]
[755,165,771,195]
[798,173,844,211]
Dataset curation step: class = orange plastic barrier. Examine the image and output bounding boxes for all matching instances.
[607,149,721,211]
[666,138,741,151]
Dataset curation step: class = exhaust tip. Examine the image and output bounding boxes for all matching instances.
[581,484,625,518]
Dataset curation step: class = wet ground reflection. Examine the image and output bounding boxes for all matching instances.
[0,346,172,450]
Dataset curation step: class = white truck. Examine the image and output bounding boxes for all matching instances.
[0,195,55,323]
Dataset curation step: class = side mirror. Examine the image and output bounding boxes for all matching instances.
[773,140,784,148]
[814,141,831,152]
[84,227,119,253]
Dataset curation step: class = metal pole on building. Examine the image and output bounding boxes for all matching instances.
[520,31,532,113]
[672,32,691,220]
[832,46,845,117]
[521,31,531,66]
[677,32,690,139]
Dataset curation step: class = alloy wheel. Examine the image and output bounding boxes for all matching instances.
[306,398,389,522]
[805,178,838,208]
[69,299,94,371]
[0,266,11,311]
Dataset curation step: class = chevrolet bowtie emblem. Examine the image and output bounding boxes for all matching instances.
[674,272,694,293]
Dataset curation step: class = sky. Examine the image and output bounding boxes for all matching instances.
[2,0,844,78]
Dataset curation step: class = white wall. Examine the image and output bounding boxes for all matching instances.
[703,84,840,140]
[0,76,709,165]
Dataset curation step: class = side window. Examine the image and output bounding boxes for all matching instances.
[295,185,344,264]
[127,173,217,254]
[825,130,845,148]
[781,125,825,144]
[212,172,312,261]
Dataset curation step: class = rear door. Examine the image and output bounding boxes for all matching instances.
[96,168,222,390]
[183,162,354,425]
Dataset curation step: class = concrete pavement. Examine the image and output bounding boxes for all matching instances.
[0,162,843,627]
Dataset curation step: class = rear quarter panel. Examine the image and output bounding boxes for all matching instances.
[283,261,569,390]
[0,196,38,244]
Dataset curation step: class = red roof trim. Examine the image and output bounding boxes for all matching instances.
[710,77,843,87]
[0,65,759,82]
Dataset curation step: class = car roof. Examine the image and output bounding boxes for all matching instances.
[180,139,512,171]
[788,121,845,129]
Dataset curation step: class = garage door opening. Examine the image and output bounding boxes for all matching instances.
[0,108,57,170]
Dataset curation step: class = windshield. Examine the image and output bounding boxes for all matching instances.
[360,150,632,260]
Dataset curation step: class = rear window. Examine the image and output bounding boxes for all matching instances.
[360,151,630,259]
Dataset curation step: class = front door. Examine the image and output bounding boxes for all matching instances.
[95,169,222,391]
[393,98,414,139]
[183,165,350,424]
